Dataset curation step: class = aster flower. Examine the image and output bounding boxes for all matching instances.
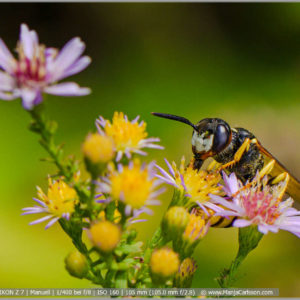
[211,172,300,237]
[96,112,163,162]
[155,156,222,210]
[0,24,91,110]
[97,159,165,219]
[21,178,78,229]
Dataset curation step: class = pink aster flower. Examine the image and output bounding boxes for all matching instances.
[210,172,300,237]
[0,24,91,110]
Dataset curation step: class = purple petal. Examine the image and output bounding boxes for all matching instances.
[131,115,140,123]
[196,201,209,216]
[133,149,147,156]
[116,151,123,162]
[57,56,91,81]
[164,159,175,177]
[0,39,16,73]
[44,82,90,96]
[50,37,86,81]
[125,205,131,216]
[0,91,19,101]
[0,71,15,91]
[20,89,40,110]
[209,194,244,214]
[155,164,175,183]
[20,24,38,59]
[149,188,165,199]
[29,215,52,225]
[180,174,188,191]
[232,219,253,228]
[130,219,147,224]
[45,217,59,229]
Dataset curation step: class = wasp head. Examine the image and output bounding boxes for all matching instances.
[152,113,232,160]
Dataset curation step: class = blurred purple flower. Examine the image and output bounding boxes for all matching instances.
[0,24,91,110]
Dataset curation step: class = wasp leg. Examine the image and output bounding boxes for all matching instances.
[272,172,290,201]
[232,159,276,197]
[218,138,251,171]
[207,159,222,171]
[259,159,275,178]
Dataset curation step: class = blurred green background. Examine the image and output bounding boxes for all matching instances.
[0,3,300,296]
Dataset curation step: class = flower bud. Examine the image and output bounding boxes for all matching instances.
[175,213,209,257]
[162,206,190,241]
[65,250,88,279]
[183,214,208,244]
[175,257,197,287]
[82,133,115,175]
[150,247,180,281]
[89,221,121,253]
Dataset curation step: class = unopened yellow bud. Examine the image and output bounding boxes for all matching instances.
[183,214,208,243]
[82,133,115,164]
[65,250,88,279]
[163,206,190,241]
[150,247,180,279]
[175,257,197,287]
[89,221,121,252]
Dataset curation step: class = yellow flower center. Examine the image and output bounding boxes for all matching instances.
[173,157,221,205]
[104,112,148,152]
[82,133,115,164]
[150,247,180,278]
[37,179,77,217]
[110,160,153,209]
[89,221,121,252]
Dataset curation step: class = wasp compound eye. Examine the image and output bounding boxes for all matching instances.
[212,124,231,153]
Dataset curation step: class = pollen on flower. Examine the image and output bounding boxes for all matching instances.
[110,160,154,209]
[105,112,147,151]
[38,178,78,217]
[22,177,78,229]
[82,133,115,164]
[150,247,180,278]
[156,156,222,208]
[89,221,121,252]
[96,112,163,161]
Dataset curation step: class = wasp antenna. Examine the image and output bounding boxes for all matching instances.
[151,112,197,131]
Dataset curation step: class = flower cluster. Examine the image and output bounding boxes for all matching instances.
[2,23,299,290]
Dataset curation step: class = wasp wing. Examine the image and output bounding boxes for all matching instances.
[257,141,300,202]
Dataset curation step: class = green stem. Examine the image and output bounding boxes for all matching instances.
[218,226,263,288]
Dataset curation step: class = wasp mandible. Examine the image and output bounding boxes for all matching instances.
[152,112,300,202]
